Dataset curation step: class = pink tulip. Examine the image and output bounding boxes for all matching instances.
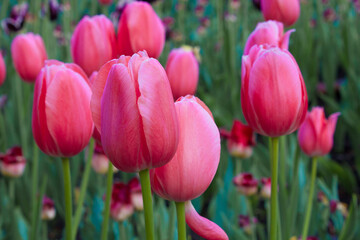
[89,71,102,144]
[260,177,271,199]
[220,120,256,158]
[32,60,93,157]
[128,178,143,211]
[241,45,308,137]
[297,107,340,157]
[244,20,294,55]
[238,215,258,235]
[71,15,117,76]
[117,2,165,58]
[260,0,300,26]
[41,196,56,220]
[150,95,228,240]
[0,146,26,178]
[98,0,112,5]
[91,144,118,174]
[233,173,258,196]
[92,51,179,172]
[165,47,199,100]
[11,33,47,82]
[0,53,5,86]
[110,182,134,222]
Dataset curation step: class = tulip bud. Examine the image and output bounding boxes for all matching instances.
[241,45,308,137]
[98,0,112,5]
[165,47,199,100]
[41,196,56,220]
[297,107,340,157]
[91,144,118,174]
[260,177,271,199]
[220,120,256,159]
[117,2,165,58]
[244,20,294,55]
[71,15,117,76]
[0,146,26,178]
[233,173,258,196]
[2,3,28,33]
[92,51,179,172]
[110,182,134,222]
[32,60,93,157]
[260,0,300,26]
[0,53,5,86]
[128,177,143,211]
[11,33,47,82]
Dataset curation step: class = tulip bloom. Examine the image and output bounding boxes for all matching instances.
[92,144,118,174]
[241,45,308,137]
[0,146,26,178]
[220,120,256,158]
[98,0,112,5]
[0,53,5,86]
[41,196,56,220]
[117,2,165,58]
[11,33,47,82]
[71,15,117,76]
[128,178,143,211]
[297,107,340,157]
[260,177,271,199]
[110,182,134,222]
[150,95,228,240]
[233,173,258,196]
[244,20,294,55]
[260,0,300,26]
[32,60,93,157]
[238,215,258,235]
[165,47,199,100]
[92,51,179,172]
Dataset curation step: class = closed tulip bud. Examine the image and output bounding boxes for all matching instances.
[110,182,134,222]
[244,20,294,55]
[11,33,47,82]
[241,45,308,137]
[150,96,227,240]
[41,196,56,221]
[260,0,300,26]
[32,60,93,157]
[91,144,118,174]
[128,178,143,211]
[71,15,117,76]
[260,177,271,199]
[117,2,165,58]
[220,120,256,159]
[165,46,199,100]
[0,146,26,178]
[233,173,258,196]
[0,53,5,86]
[297,107,340,157]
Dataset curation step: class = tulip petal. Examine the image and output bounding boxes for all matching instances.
[280,29,295,50]
[185,201,229,240]
[319,112,340,155]
[101,64,144,172]
[45,68,93,157]
[137,59,179,169]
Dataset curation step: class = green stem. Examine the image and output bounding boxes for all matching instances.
[42,221,48,240]
[62,157,73,240]
[246,198,256,240]
[270,137,279,240]
[15,76,27,156]
[301,157,318,240]
[234,158,241,175]
[168,202,176,239]
[72,139,95,240]
[0,112,7,150]
[139,169,155,240]
[8,179,15,201]
[30,145,40,240]
[175,202,186,240]
[101,161,113,240]
[118,221,127,240]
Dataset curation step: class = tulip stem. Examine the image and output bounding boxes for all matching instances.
[62,157,73,240]
[175,202,186,240]
[270,137,279,240]
[101,161,114,240]
[119,221,127,240]
[72,139,95,240]
[30,145,39,240]
[301,157,318,240]
[139,169,155,240]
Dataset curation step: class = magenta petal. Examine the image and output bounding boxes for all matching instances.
[280,29,295,50]
[185,201,229,240]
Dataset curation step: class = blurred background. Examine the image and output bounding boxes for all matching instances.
[0,0,360,239]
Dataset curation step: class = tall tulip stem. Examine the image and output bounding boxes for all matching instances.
[101,161,113,240]
[270,137,279,240]
[72,139,95,240]
[62,157,73,240]
[139,169,155,240]
[175,202,186,240]
[30,145,39,240]
[301,157,318,240]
